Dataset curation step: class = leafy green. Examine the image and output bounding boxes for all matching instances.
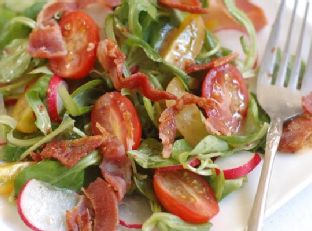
[19,115,75,160]
[3,0,43,13]
[0,39,32,83]
[0,144,27,162]
[25,75,52,135]
[6,130,44,147]
[128,0,157,38]
[224,0,257,77]
[218,96,268,150]
[129,136,228,173]
[209,170,225,201]
[0,7,16,32]
[0,15,30,49]
[59,80,105,117]
[142,212,212,231]
[14,151,101,195]
[133,175,161,212]
[23,0,47,19]
[128,139,178,168]
[221,177,246,199]
[126,34,192,89]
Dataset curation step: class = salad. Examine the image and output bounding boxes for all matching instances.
[0,0,310,230]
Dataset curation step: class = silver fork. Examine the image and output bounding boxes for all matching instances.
[247,0,312,230]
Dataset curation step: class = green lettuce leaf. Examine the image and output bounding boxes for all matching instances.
[19,115,75,160]
[14,151,101,195]
[0,39,32,83]
[25,75,52,135]
[142,212,212,231]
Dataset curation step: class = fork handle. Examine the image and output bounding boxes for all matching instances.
[247,117,283,231]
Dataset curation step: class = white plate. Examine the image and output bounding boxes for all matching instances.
[1,0,312,230]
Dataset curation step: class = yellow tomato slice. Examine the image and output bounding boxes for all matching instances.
[166,78,208,146]
[160,15,205,69]
[0,162,34,196]
[12,94,37,133]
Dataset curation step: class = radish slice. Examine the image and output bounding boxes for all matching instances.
[17,179,79,231]
[118,195,152,230]
[47,75,68,122]
[214,152,262,179]
[157,158,200,172]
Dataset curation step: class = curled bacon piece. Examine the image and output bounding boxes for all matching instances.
[97,39,177,101]
[159,107,176,158]
[302,92,312,115]
[83,178,118,231]
[28,1,78,58]
[279,114,312,153]
[39,136,104,168]
[159,94,229,158]
[66,196,93,231]
[203,0,267,33]
[100,157,132,201]
[28,21,68,59]
[185,53,238,74]
[159,0,208,14]
[94,123,132,201]
[29,0,118,59]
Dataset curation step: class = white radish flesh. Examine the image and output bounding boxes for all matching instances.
[17,179,79,231]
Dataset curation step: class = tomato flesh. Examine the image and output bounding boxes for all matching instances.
[153,170,219,224]
[91,92,142,150]
[202,64,249,134]
[49,11,100,79]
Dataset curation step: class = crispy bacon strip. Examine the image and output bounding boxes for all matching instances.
[202,0,267,33]
[185,53,239,73]
[159,0,209,14]
[39,136,104,168]
[83,178,118,231]
[97,39,177,101]
[159,107,177,159]
[279,114,312,153]
[66,196,93,231]
[159,94,230,157]
[99,157,132,201]
[302,92,312,115]
[28,21,68,59]
[29,0,117,59]
[28,1,78,58]
[95,123,132,201]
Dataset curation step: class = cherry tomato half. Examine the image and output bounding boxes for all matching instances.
[153,169,219,224]
[202,64,249,134]
[91,92,142,150]
[49,11,100,79]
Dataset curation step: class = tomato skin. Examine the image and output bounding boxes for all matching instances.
[91,92,142,150]
[202,64,249,133]
[153,170,219,224]
[49,11,100,79]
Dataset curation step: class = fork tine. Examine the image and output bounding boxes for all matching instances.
[301,36,312,93]
[257,0,286,86]
[288,1,310,90]
[274,0,299,87]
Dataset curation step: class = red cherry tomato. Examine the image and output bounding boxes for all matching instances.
[202,64,249,134]
[153,170,219,224]
[49,11,100,79]
[91,92,142,150]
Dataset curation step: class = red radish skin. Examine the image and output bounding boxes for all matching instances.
[17,180,42,231]
[17,179,79,231]
[119,220,143,229]
[157,158,200,172]
[215,153,262,180]
[47,75,67,122]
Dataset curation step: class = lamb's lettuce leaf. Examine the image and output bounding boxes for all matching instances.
[14,151,101,194]
[142,212,212,231]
